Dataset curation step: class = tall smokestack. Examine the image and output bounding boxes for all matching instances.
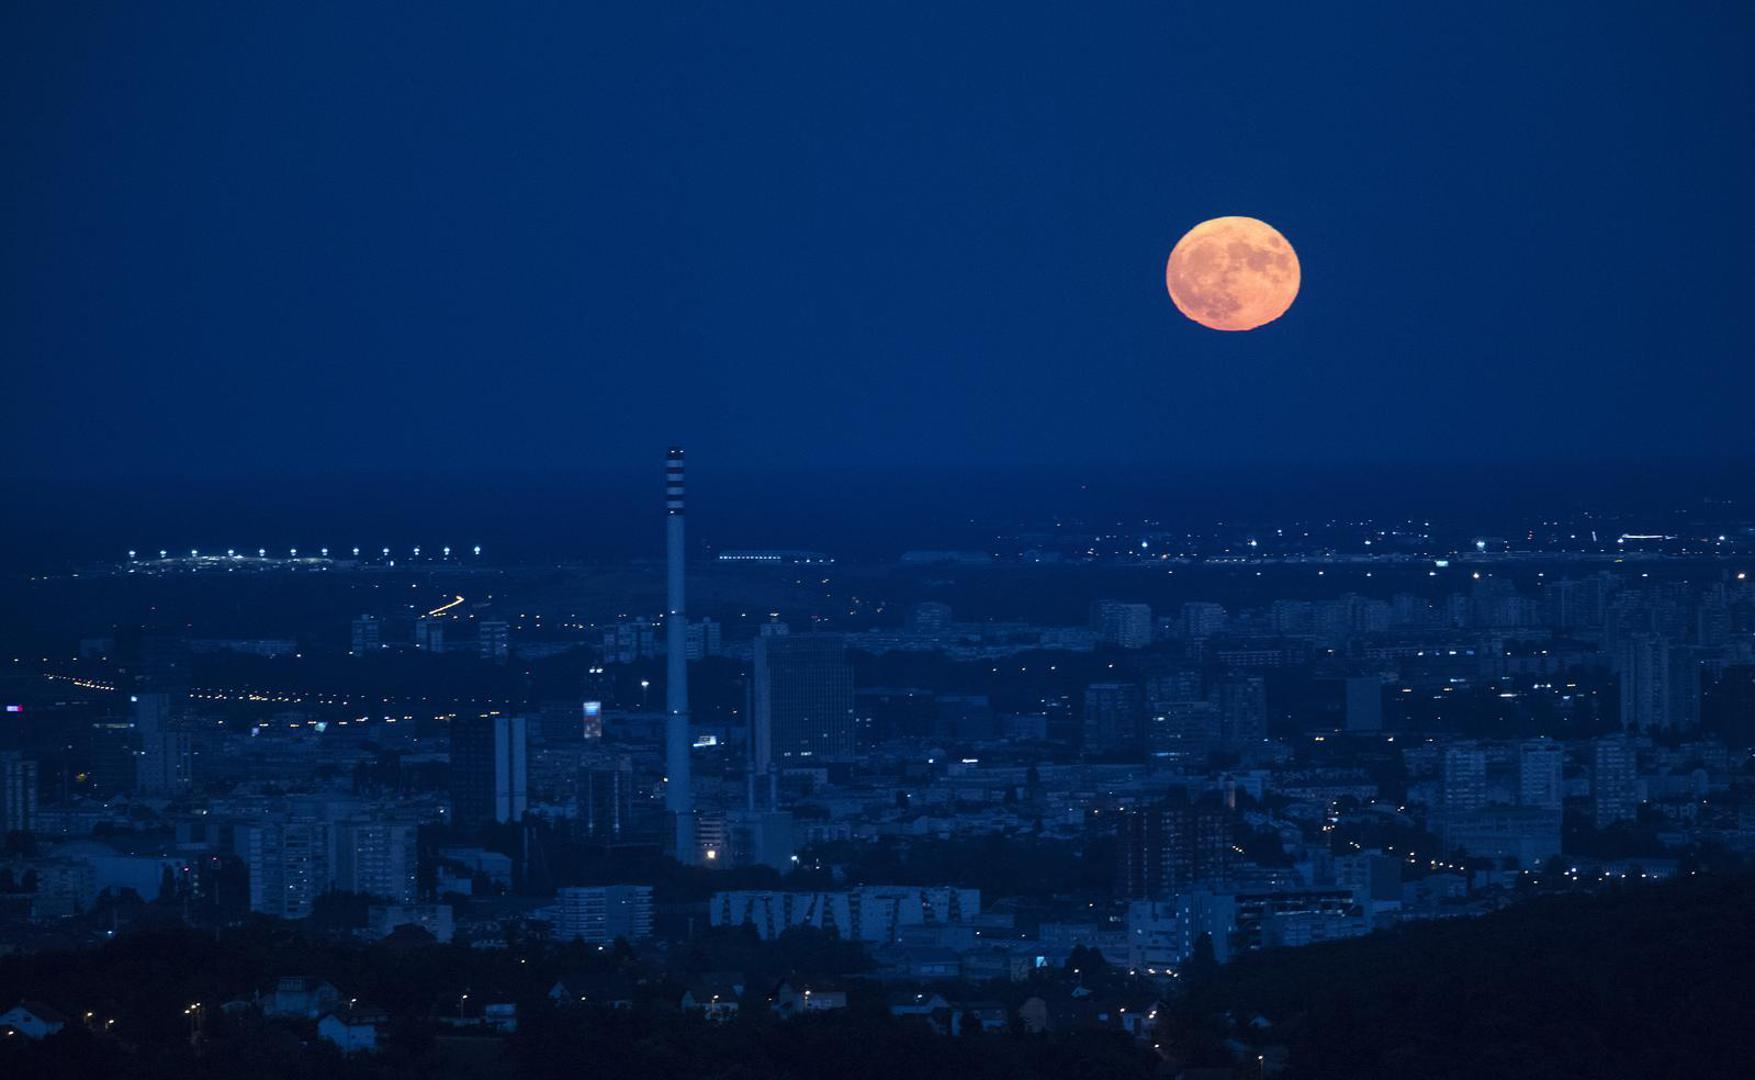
[664,447,694,858]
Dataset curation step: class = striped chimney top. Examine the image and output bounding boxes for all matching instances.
[665,447,685,515]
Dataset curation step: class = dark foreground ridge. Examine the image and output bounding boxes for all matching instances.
[1187,873,1755,1079]
[3,874,1751,1080]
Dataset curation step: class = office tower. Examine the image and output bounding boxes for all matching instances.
[450,715,529,828]
[579,757,634,841]
[907,601,954,635]
[1213,674,1268,749]
[552,885,654,943]
[1592,735,1639,827]
[132,692,192,795]
[754,635,855,763]
[0,751,37,834]
[349,615,382,656]
[664,447,695,861]
[478,620,510,663]
[331,820,419,903]
[1441,742,1487,816]
[1090,601,1153,649]
[1344,676,1383,733]
[234,819,331,919]
[1083,682,1143,753]
[1518,738,1565,811]
[1118,797,1234,899]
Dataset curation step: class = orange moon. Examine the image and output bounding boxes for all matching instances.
[1165,216,1300,331]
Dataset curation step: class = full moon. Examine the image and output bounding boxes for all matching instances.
[1165,216,1300,331]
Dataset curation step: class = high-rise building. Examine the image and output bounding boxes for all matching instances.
[132,692,192,795]
[552,884,654,944]
[579,757,634,841]
[722,809,797,870]
[1118,797,1234,899]
[1592,735,1639,827]
[88,720,139,794]
[1091,601,1154,649]
[1213,675,1268,749]
[414,618,445,653]
[601,619,660,663]
[1146,670,1203,706]
[1181,603,1228,640]
[235,819,331,919]
[934,694,995,741]
[0,751,37,835]
[907,601,954,635]
[754,635,855,762]
[1344,676,1383,733]
[684,618,722,660]
[1083,683,1142,754]
[479,620,510,663]
[450,715,529,828]
[114,629,191,694]
[1441,742,1488,817]
[349,615,382,656]
[332,820,419,903]
[1615,634,1702,733]
[1543,577,1605,631]
[536,699,585,744]
[1518,738,1565,811]
[853,687,936,745]
[1146,700,1220,759]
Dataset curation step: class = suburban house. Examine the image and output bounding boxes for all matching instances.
[548,972,635,1010]
[679,974,745,1022]
[317,1005,387,1054]
[442,1002,518,1033]
[263,977,342,1019]
[888,990,951,1022]
[950,1001,1009,1035]
[769,980,848,1018]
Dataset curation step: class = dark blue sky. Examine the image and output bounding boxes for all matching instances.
[3,3,1751,481]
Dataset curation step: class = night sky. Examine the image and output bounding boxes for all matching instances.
[4,3,1752,481]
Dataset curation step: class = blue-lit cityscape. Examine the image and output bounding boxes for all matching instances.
[4,450,1755,1076]
[6,3,1755,1078]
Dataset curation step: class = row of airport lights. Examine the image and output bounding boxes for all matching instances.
[127,545,482,560]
